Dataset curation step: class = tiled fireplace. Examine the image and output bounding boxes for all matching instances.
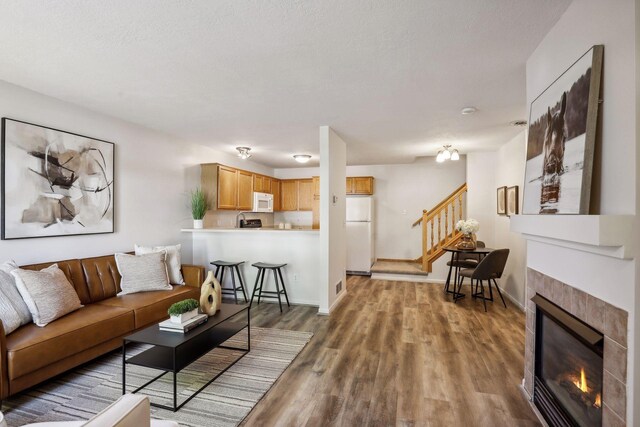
[524,269,628,426]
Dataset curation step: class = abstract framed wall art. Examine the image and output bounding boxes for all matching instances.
[1,118,114,239]
[506,185,519,217]
[497,186,506,215]
[523,45,603,214]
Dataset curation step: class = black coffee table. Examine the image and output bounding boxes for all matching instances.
[122,303,250,411]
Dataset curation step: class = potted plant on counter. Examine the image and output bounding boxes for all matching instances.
[191,188,206,229]
[168,298,200,324]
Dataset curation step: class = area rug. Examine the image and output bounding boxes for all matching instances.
[3,327,312,427]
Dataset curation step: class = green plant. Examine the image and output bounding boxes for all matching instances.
[168,299,199,317]
[191,188,207,220]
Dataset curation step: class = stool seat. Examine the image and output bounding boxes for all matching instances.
[211,260,245,267]
[252,262,287,269]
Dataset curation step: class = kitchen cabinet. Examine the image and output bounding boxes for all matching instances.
[281,180,299,211]
[237,170,254,210]
[298,179,314,211]
[312,176,320,229]
[216,165,238,209]
[254,174,272,194]
[352,176,374,195]
[272,179,281,211]
[346,177,354,194]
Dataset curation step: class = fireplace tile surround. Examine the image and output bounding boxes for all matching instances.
[524,268,629,426]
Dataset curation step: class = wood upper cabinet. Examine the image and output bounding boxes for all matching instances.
[254,174,272,194]
[312,176,320,229]
[280,180,299,211]
[217,165,239,209]
[237,170,254,210]
[298,179,314,211]
[346,177,354,194]
[272,179,281,211]
[352,176,374,194]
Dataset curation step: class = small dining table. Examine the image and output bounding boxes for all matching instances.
[443,245,494,300]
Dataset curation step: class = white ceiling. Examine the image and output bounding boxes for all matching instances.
[0,0,570,168]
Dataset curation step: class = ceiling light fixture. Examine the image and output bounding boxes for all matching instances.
[293,154,312,164]
[236,146,252,160]
[510,120,528,127]
[461,106,478,115]
[436,145,459,163]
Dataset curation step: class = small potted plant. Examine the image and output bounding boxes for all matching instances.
[191,188,207,229]
[168,299,199,324]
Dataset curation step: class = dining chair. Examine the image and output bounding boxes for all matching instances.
[458,248,509,312]
[445,241,485,293]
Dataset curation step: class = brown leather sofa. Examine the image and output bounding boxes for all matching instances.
[0,253,204,401]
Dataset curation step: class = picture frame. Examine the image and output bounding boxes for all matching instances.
[497,186,507,215]
[523,45,603,215]
[506,186,519,217]
[1,118,115,240]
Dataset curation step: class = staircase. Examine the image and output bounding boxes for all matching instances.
[412,183,468,272]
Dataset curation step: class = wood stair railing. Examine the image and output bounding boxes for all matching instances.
[412,183,468,272]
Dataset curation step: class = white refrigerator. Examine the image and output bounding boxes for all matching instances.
[346,196,375,274]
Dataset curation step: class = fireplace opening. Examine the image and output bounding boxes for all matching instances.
[532,295,604,427]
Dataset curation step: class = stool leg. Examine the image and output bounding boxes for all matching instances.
[235,265,248,303]
[249,268,262,308]
[219,267,226,292]
[273,269,283,312]
[277,268,290,307]
[214,265,221,281]
[230,266,238,304]
[257,269,266,304]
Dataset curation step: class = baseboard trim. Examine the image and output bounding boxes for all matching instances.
[375,258,416,263]
[317,288,348,316]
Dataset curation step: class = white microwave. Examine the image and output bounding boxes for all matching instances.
[253,192,274,213]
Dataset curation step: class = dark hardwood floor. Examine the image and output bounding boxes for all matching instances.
[242,275,540,427]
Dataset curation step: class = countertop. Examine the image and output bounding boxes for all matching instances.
[182,226,319,234]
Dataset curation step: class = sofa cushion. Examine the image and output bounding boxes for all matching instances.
[20,259,91,304]
[98,285,200,329]
[6,304,134,380]
[80,255,122,303]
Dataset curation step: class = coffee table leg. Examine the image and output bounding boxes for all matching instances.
[122,342,126,395]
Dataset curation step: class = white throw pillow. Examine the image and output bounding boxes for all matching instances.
[0,260,32,334]
[135,244,185,285]
[11,264,83,327]
[115,251,172,295]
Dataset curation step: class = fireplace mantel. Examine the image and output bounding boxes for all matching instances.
[510,215,634,259]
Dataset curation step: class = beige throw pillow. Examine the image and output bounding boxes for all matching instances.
[11,264,83,327]
[0,260,32,334]
[115,251,172,295]
[134,244,185,285]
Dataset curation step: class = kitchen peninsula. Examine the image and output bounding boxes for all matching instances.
[183,226,320,306]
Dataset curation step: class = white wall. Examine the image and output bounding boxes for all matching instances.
[318,126,346,314]
[494,132,527,307]
[525,0,637,422]
[466,152,497,247]
[0,79,270,265]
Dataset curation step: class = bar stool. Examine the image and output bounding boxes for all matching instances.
[210,260,248,304]
[250,262,290,312]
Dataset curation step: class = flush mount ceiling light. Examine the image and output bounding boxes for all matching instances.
[436,145,459,163]
[236,146,251,160]
[461,106,478,115]
[293,154,312,163]
[510,120,528,127]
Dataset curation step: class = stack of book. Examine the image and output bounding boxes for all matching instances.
[159,314,208,333]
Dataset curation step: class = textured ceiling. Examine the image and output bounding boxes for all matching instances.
[0,0,570,168]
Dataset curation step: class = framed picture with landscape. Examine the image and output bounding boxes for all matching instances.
[523,45,603,215]
[1,118,115,239]
[497,186,506,215]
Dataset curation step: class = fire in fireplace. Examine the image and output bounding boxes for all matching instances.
[532,295,604,427]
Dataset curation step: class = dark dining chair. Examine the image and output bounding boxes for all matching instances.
[458,248,509,312]
[444,241,485,294]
